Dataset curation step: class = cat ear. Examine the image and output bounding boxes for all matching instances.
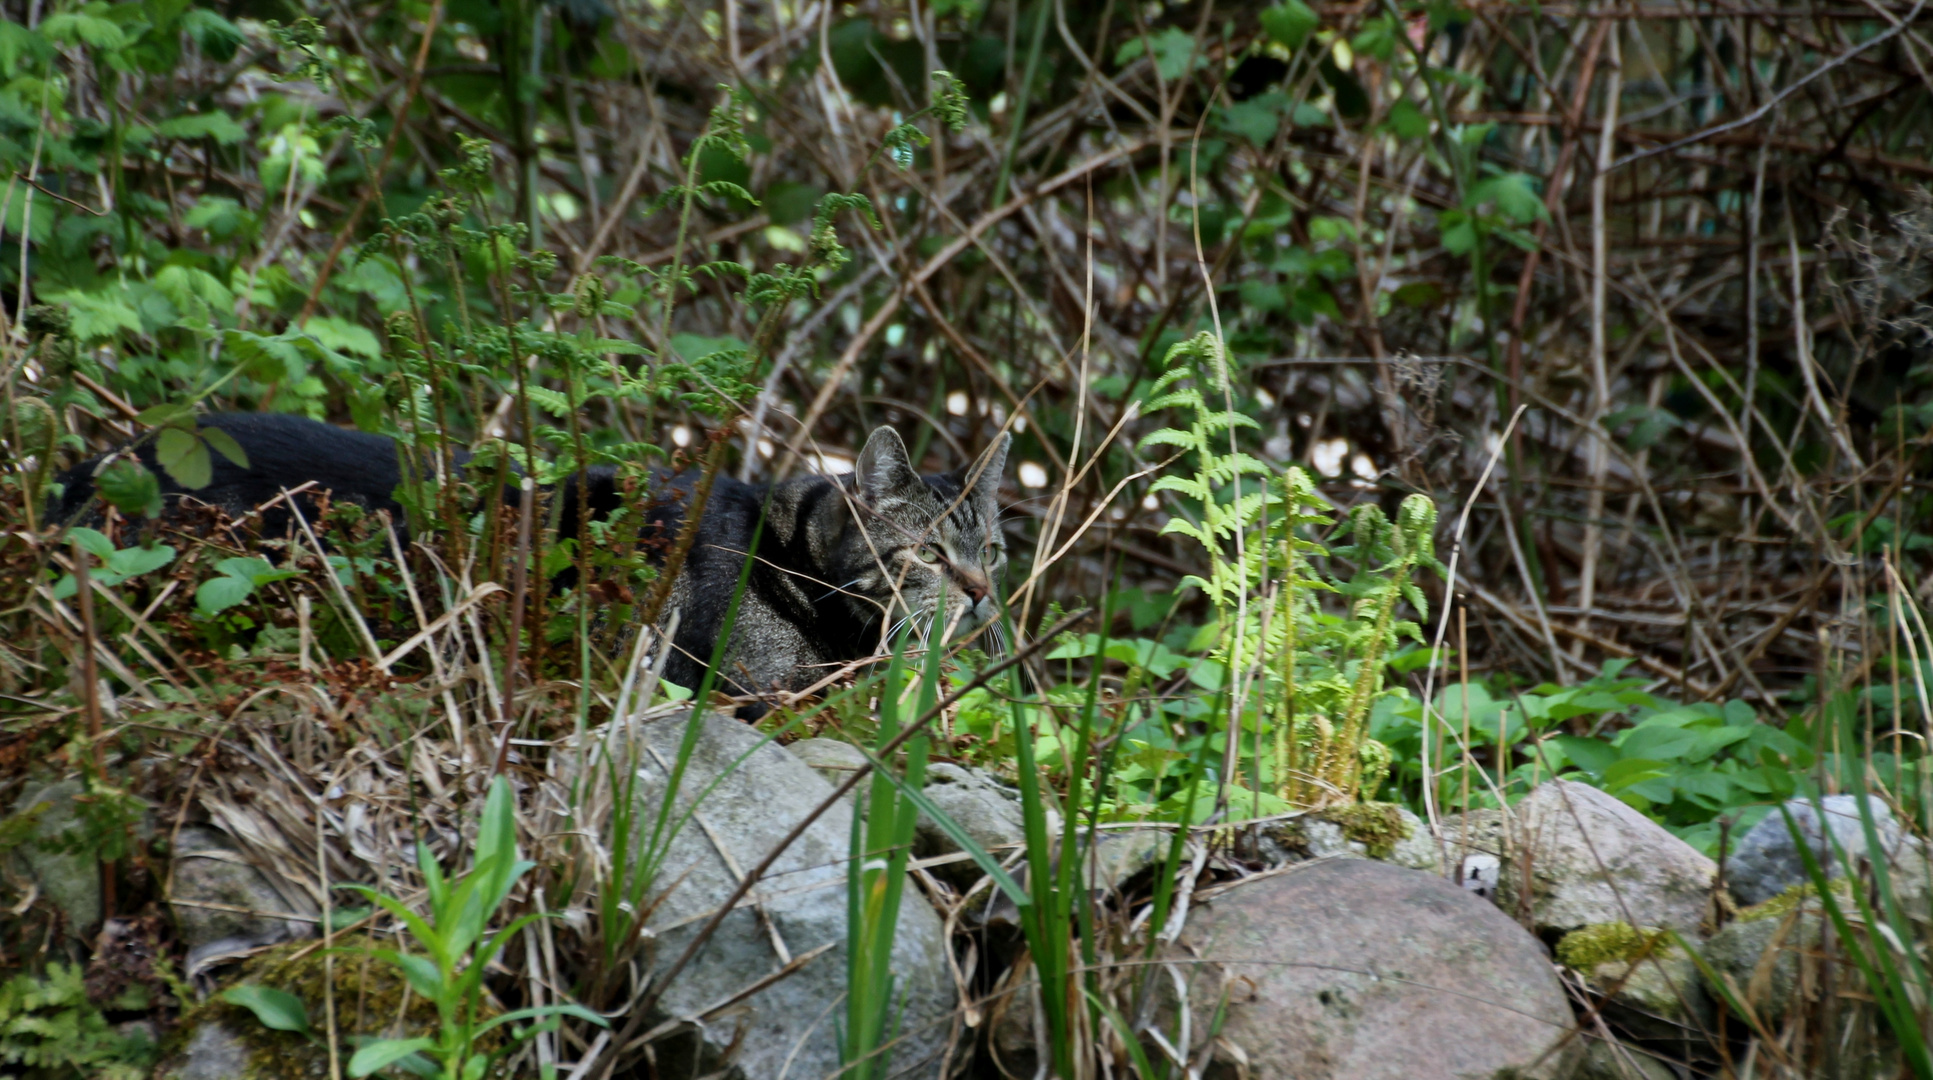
[965,432,1010,506]
[855,426,922,506]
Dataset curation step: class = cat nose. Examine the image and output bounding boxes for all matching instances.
[961,576,990,605]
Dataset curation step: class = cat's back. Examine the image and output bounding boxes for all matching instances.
[52,412,407,523]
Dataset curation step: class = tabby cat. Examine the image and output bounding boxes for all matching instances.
[51,414,1010,707]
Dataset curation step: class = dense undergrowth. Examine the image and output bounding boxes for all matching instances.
[0,0,1928,1076]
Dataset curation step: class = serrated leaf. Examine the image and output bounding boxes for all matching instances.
[591,337,650,356]
[95,459,163,518]
[156,111,247,145]
[1148,476,1208,499]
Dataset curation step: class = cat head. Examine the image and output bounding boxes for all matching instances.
[840,426,1010,646]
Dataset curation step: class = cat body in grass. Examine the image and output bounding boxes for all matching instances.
[52,413,1011,704]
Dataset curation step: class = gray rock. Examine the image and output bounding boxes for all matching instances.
[1557,924,1712,1051]
[914,762,1030,862]
[578,712,955,1079]
[1576,1039,1679,1080]
[157,1020,251,1080]
[1725,796,1922,906]
[785,737,869,789]
[1507,781,1717,935]
[1700,896,1831,1024]
[786,742,1050,889]
[7,778,102,936]
[1298,805,1442,874]
[168,825,315,977]
[1165,858,1578,1080]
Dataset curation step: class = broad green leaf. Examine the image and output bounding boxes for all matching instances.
[348,1037,436,1078]
[1617,724,1701,763]
[40,11,127,49]
[1259,0,1319,49]
[306,316,382,360]
[194,575,254,617]
[181,8,243,60]
[199,427,249,469]
[95,459,163,518]
[106,543,175,577]
[135,402,196,428]
[1115,27,1203,80]
[221,984,311,1035]
[158,435,212,490]
[1553,735,1617,776]
[1216,94,1286,145]
[1468,172,1548,225]
[154,426,196,469]
[66,527,115,560]
[1387,99,1430,139]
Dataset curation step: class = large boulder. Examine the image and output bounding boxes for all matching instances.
[1457,781,1717,936]
[1725,796,1927,907]
[1164,858,1578,1079]
[578,712,956,1079]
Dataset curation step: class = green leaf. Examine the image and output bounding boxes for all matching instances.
[349,1037,437,1078]
[156,111,246,145]
[1387,99,1430,139]
[1552,735,1617,775]
[135,402,196,428]
[106,543,176,577]
[1468,172,1548,225]
[40,11,127,50]
[1259,0,1319,49]
[199,426,249,469]
[1617,724,1701,763]
[155,429,212,489]
[1216,94,1287,145]
[94,459,164,518]
[221,985,311,1035]
[305,316,382,360]
[181,8,244,61]
[50,289,143,342]
[194,575,254,617]
[1115,27,1204,80]
[66,527,115,560]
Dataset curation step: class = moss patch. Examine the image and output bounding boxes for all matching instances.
[1326,801,1409,859]
[165,935,503,1079]
[1734,878,1854,924]
[1555,922,1674,971]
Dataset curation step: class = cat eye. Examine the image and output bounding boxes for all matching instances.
[915,546,941,564]
[982,544,1001,565]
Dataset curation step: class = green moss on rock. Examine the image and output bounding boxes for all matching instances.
[162,935,503,1079]
[1555,922,1674,972]
[1327,802,1410,860]
[1734,878,1853,924]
